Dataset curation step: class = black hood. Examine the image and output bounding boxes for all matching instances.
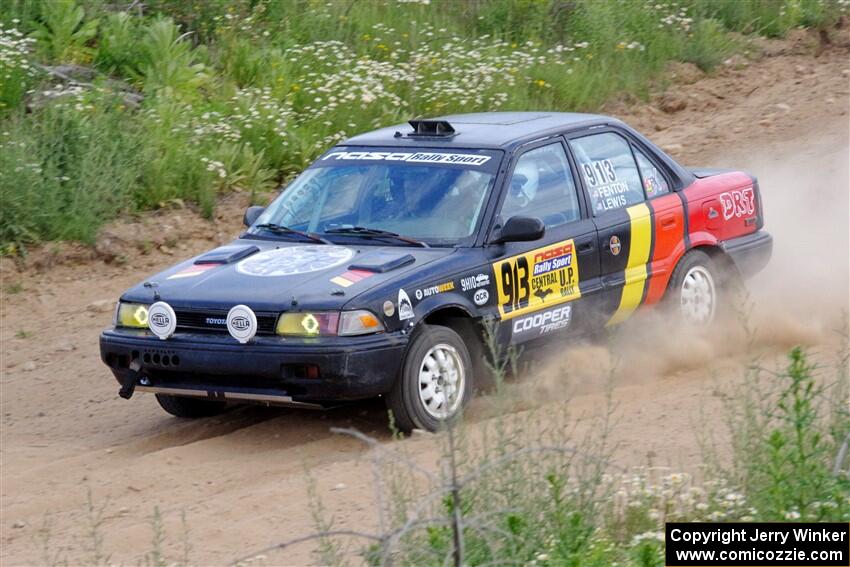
[121,240,454,311]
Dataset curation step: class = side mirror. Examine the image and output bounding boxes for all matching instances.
[243,205,265,227]
[494,216,545,244]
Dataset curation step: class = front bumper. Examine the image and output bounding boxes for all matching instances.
[721,230,773,278]
[100,329,408,404]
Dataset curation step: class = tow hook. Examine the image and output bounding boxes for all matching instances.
[118,360,143,399]
[118,377,137,399]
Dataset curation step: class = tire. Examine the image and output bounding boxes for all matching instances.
[155,394,228,418]
[667,249,720,327]
[386,325,473,433]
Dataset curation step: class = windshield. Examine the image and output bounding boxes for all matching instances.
[249,147,502,246]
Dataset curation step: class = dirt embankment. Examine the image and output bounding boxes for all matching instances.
[1,32,849,566]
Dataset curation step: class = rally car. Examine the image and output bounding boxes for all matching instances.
[100,112,772,432]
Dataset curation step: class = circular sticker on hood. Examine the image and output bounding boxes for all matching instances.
[236,246,354,277]
[227,304,257,344]
[148,301,177,340]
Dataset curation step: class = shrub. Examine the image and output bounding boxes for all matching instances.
[0,91,146,245]
[1,0,847,247]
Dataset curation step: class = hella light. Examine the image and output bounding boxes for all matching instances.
[276,312,340,336]
[116,302,150,328]
[339,310,384,336]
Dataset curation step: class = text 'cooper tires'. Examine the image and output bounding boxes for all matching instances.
[155,393,228,418]
[387,324,473,433]
[668,249,719,327]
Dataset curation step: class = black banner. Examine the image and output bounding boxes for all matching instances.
[665,522,849,566]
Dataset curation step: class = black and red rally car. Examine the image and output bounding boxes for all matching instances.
[100,112,772,432]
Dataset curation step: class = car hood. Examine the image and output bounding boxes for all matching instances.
[121,239,454,311]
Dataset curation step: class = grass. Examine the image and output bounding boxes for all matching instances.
[0,0,846,249]
[287,338,849,566]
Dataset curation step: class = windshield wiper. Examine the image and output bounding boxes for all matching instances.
[324,226,429,248]
[252,223,331,245]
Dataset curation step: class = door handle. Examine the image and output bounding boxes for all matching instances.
[661,214,677,230]
[577,241,594,253]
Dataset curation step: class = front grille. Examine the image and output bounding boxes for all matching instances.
[174,309,279,335]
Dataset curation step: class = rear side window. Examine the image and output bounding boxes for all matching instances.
[569,133,644,215]
[634,147,670,198]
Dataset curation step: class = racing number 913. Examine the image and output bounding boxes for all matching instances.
[493,240,582,321]
[500,256,530,313]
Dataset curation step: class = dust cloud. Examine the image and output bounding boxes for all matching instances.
[522,125,849,404]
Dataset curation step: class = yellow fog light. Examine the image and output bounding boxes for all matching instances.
[276,312,340,336]
[116,302,150,328]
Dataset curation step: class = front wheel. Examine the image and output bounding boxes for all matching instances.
[386,325,472,433]
[667,249,719,326]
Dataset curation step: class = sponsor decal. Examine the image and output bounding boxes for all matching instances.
[330,268,374,288]
[322,151,491,167]
[415,281,455,300]
[236,246,354,277]
[147,302,177,340]
[609,235,622,256]
[460,273,490,292]
[473,289,489,306]
[397,289,414,320]
[581,158,632,213]
[167,264,216,280]
[382,300,395,317]
[512,304,572,342]
[719,187,755,220]
[227,304,257,344]
[493,240,581,320]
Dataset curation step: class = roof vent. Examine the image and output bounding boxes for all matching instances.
[407,119,456,137]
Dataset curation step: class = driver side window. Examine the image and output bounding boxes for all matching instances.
[499,143,581,229]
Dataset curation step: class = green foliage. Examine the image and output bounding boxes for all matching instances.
[93,11,143,76]
[135,17,207,96]
[724,348,850,522]
[30,0,99,63]
[0,0,846,247]
[0,93,146,245]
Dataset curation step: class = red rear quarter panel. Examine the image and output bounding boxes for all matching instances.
[684,172,759,247]
[642,171,760,306]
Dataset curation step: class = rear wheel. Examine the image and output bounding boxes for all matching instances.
[155,394,228,418]
[668,249,719,326]
[386,325,472,433]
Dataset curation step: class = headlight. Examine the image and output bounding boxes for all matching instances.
[276,312,340,336]
[275,310,384,337]
[116,302,150,328]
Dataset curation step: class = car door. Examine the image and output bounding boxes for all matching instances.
[566,130,652,326]
[485,139,601,346]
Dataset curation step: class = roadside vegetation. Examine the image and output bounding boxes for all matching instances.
[0,0,846,249]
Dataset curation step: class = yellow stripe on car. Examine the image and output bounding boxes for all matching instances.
[607,203,652,326]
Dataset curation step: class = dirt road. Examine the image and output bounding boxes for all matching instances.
[2,38,848,565]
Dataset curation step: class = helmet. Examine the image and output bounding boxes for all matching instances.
[507,160,539,209]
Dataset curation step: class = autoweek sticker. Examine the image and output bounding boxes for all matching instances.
[493,239,581,320]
